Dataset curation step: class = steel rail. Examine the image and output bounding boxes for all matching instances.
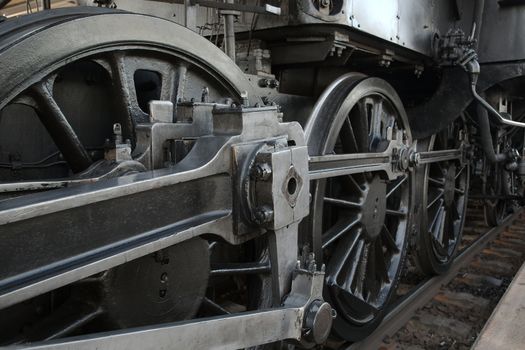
[347,209,523,350]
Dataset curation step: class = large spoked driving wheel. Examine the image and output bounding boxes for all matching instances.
[306,75,413,341]
[414,118,469,275]
[0,9,269,344]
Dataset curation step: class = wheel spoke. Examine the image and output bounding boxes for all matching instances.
[385,208,407,217]
[326,228,362,279]
[109,53,148,125]
[430,205,446,243]
[322,217,360,248]
[330,282,379,315]
[427,189,444,209]
[365,241,377,295]
[210,262,271,276]
[368,99,383,149]
[340,174,366,195]
[201,297,231,315]
[386,175,408,199]
[324,197,363,209]
[381,224,400,253]
[428,177,445,187]
[340,116,360,153]
[375,238,390,283]
[454,187,465,195]
[172,63,189,121]
[351,100,369,151]
[8,300,102,343]
[342,239,365,290]
[354,242,370,297]
[455,165,466,180]
[443,212,454,249]
[30,82,92,173]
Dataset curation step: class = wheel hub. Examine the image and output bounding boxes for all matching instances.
[97,238,210,329]
[362,176,387,241]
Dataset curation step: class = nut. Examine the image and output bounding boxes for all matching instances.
[254,207,274,225]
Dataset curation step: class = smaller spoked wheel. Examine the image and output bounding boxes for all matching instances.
[482,127,521,227]
[414,118,469,275]
[483,161,519,226]
[307,75,413,341]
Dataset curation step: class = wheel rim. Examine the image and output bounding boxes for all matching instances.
[421,119,469,270]
[0,12,259,110]
[307,75,412,339]
[0,12,257,181]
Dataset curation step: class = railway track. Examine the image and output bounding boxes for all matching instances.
[348,203,525,350]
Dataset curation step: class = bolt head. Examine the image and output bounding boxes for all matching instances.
[254,208,274,225]
[253,163,272,181]
[320,0,330,8]
[410,152,420,166]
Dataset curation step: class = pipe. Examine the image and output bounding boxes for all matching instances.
[476,103,507,163]
[465,59,525,128]
[223,0,236,61]
[183,0,189,27]
[470,83,525,128]
[472,0,485,49]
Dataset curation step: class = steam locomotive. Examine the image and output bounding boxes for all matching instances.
[0,0,523,348]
